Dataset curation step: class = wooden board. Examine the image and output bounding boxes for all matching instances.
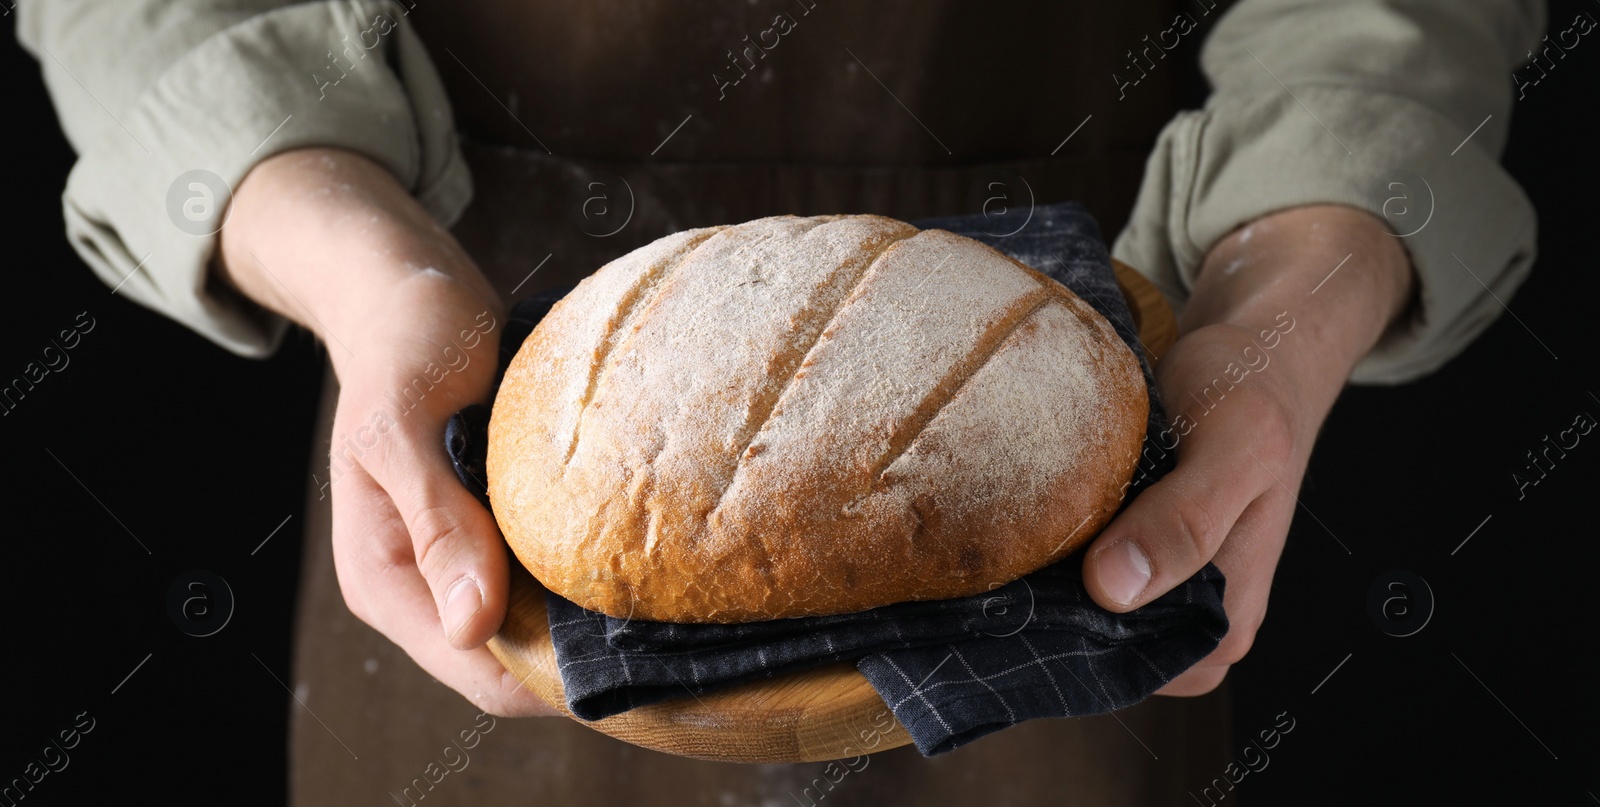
[1113,257,1178,364]
[485,261,1177,763]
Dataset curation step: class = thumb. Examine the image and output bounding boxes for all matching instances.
[379,424,511,649]
[1083,412,1283,612]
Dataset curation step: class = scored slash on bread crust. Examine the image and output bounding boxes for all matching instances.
[488,215,1148,623]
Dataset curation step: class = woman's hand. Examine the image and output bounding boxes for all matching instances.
[218,147,555,717]
[1084,205,1416,695]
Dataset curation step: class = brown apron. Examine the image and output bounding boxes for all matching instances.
[292,1,1237,803]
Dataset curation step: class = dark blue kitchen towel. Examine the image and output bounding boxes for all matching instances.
[445,202,1226,756]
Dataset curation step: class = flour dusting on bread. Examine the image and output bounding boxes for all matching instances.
[488,215,1146,623]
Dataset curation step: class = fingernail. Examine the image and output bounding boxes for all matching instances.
[443,577,483,643]
[1099,540,1152,607]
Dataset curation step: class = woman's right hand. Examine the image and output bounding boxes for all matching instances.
[217,147,556,717]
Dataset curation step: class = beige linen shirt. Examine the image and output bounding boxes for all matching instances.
[18,0,1543,383]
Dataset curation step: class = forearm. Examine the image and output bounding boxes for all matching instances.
[216,147,503,377]
[1176,205,1415,431]
[1115,0,1541,384]
[19,1,475,358]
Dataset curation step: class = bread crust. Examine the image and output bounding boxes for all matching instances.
[488,215,1147,623]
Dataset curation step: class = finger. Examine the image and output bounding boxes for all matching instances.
[365,410,511,650]
[332,461,553,716]
[1083,395,1292,612]
[1152,482,1291,697]
[1154,665,1229,697]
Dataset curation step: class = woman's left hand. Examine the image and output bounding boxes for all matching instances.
[1081,204,1416,695]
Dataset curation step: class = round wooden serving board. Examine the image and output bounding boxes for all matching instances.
[485,259,1177,763]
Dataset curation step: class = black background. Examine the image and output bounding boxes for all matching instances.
[2,3,1596,805]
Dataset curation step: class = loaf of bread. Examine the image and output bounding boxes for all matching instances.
[487,215,1147,623]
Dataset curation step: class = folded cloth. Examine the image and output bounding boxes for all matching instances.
[445,202,1227,756]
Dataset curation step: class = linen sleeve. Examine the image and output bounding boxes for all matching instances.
[16,0,472,357]
[1111,0,1547,383]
